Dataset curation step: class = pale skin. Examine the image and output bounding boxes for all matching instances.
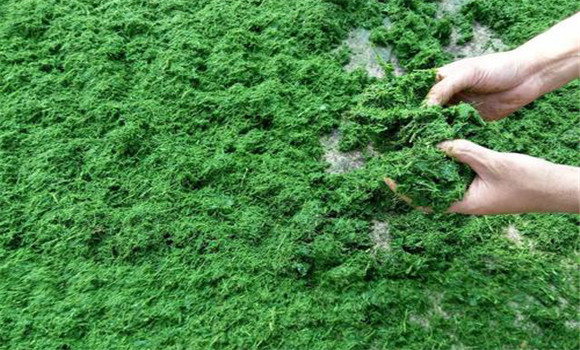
[386,12,580,215]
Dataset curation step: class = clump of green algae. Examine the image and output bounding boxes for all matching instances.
[341,69,489,211]
[0,0,578,349]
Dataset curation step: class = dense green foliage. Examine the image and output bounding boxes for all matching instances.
[0,0,578,349]
[340,70,487,211]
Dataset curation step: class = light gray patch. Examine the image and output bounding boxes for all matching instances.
[504,224,524,247]
[449,345,469,350]
[366,142,379,158]
[437,0,469,17]
[382,17,392,28]
[430,292,451,320]
[408,314,430,329]
[445,23,508,58]
[320,129,366,174]
[343,18,404,78]
[370,220,391,253]
[513,309,542,334]
[554,287,579,330]
[407,293,454,333]
[436,0,507,58]
[508,300,542,334]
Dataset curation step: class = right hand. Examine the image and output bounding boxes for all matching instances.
[425,51,543,121]
[439,140,579,215]
[385,140,580,215]
[426,12,580,121]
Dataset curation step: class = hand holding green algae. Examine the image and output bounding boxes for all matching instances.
[383,142,473,212]
[380,105,487,212]
[340,70,489,212]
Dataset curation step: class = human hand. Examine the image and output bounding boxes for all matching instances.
[385,140,580,215]
[425,51,544,121]
[427,12,580,121]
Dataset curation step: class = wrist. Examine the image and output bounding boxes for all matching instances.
[512,13,580,95]
[545,163,580,213]
[516,45,579,94]
[533,162,580,213]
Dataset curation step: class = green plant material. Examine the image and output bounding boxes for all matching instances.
[341,70,487,211]
[382,145,473,211]
[452,11,476,45]
[0,0,579,349]
[369,1,453,70]
[464,0,580,47]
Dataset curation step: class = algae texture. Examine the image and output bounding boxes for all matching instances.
[340,70,488,211]
[0,0,579,349]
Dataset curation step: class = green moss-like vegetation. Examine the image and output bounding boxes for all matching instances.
[0,0,578,349]
[340,70,489,211]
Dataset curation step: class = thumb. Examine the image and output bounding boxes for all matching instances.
[438,139,496,176]
[426,69,473,106]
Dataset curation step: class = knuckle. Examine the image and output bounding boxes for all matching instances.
[450,139,473,155]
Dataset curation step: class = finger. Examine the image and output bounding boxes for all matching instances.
[446,188,478,214]
[458,94,507,121]
[437,139,496,176]
[446,198,475,215]
[426,69,474,106]
[460,89,533,121]
[446,189,489,215]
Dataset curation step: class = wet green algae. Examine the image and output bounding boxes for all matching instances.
[0,0,579,349]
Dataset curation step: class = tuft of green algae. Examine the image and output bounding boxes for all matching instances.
[0,0,578,349]
[341,70,490,211]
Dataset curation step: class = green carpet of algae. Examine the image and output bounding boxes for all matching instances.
[0,0,578,349]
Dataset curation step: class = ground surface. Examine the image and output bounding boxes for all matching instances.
[0,0,579,349]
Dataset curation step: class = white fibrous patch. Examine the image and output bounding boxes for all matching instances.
[430,292,451,320]
[445,23,508,58]
[508,300,542,334]
[370,220,391,253]
[437,0,507,58]
[504,224,524,247]
[343,18,404,78]
[320,129,366,174]
[437,0,470,17]
[565,320,580,330]
[408,314,430,329]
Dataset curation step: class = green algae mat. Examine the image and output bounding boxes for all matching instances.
[0,0,579,348]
